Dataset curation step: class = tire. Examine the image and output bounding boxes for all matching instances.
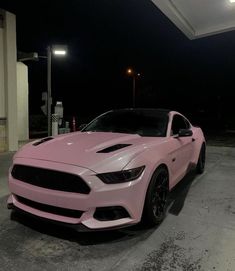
[143,166,169,226]
[196,143,206,174]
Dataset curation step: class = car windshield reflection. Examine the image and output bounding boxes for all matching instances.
[83,109,169,137]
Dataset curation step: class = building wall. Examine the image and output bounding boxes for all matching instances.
[17,62,29,141]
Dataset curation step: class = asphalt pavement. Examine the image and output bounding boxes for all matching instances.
[0,146,235,271]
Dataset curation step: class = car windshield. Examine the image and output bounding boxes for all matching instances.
[82,109,169,137]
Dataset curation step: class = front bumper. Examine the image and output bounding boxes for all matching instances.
[8,158,147,230]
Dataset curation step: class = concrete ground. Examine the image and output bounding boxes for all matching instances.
[0,146,235,271]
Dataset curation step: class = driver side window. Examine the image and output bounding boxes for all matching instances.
[171,115,189,136]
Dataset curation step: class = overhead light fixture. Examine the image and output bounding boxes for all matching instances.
[53,50,66,55]
[230,0,235,3]
[52,45,68,56]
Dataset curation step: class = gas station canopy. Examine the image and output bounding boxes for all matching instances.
[151,0,235,39]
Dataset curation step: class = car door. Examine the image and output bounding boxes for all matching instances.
[169,114,194,187]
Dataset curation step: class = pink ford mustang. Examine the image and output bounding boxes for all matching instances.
[7,109,205,230]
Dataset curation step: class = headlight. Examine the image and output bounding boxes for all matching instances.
[97,166,145,184]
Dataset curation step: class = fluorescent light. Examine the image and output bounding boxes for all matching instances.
[51,45,68,57]
[53,50,66,55]
[230,0,235,3]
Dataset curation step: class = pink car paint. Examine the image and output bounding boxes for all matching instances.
[8,110,205,230]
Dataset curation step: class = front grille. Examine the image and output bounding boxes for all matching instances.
[16,195,84,218]
[11,164,90,194]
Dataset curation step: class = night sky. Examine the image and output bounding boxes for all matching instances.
[1,0,235,129]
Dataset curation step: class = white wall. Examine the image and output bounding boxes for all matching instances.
[17,62,29,141]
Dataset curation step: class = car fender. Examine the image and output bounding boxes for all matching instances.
[123,146,171,215]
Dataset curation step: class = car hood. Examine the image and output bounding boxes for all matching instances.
[15,132,165,173]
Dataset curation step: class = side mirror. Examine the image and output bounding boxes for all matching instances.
[178,129,193,137]
[79,124,87,131]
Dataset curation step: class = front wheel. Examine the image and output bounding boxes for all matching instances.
[196,143,206,174]
[143,167,169,226]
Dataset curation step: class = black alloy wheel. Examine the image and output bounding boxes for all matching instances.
[143,167,169,226]
[196,143,206,174]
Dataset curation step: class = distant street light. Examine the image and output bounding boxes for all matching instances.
[47,45,68,136]
[126,68,141,108]
[127,68,133,75]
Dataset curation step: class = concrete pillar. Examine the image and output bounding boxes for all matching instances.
[0,11,6,152]
[0,10,18,152]
[17,62,29,141]
[0,16,5,118]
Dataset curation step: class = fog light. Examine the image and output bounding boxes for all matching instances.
[94,206,130,221]
[7,203,14,209]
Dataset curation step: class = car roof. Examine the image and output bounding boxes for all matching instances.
[111,108,171,114]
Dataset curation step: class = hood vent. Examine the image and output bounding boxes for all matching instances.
[97,144,132,153]
[33,137,54,146]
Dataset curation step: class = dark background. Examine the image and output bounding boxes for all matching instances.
[1,0,235,133]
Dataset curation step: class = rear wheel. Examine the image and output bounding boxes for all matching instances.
[143,167,169,226]
[196,143,206,174]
